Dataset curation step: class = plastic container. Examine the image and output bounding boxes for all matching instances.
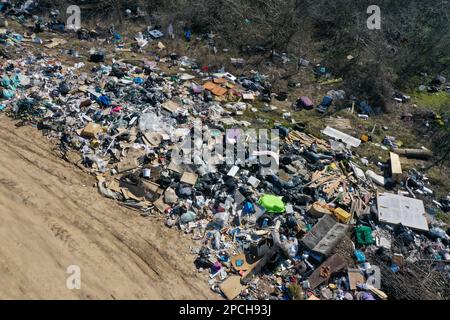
[213,211,230,228]
[142,168,151,178]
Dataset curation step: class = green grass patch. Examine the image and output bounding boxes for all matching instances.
[424,165,450,199]
[436,211,450,224]
[412,91,450,113]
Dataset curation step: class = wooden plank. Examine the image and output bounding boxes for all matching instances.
[211,86,227,96]
[203,81,217,91]
[308,254,347,289]
[390,152,402,182]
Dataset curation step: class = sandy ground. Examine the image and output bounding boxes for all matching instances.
[0,115,216,300]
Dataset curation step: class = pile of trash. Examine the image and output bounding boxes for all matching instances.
[418,75,449,94]
[1,9,449,301]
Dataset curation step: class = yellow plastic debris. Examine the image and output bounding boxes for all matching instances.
[333,207,351,224]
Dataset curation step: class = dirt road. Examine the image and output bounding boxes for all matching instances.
[0,115,215,299]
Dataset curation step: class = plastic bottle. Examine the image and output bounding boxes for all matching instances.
[224,196,233,210]
[287,238,298,258]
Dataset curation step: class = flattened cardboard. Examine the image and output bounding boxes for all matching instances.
[219,276,247,300]
[211,86,227,96]
[153,196,169,213]
[390,152,402,181]
[213,78,226,84]
[348,268,365,290]
[106,179,121,193]
[204,80,228,96]
[121,188,144,201]
[162,100,180,113]
[141,180,162,194]
[117,157,139,173]
[230,253,260,272]
[180,171,197,185]
[167,161,184,174]
[143,132,162,147]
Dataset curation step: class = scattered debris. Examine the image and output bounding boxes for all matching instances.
[0,5,448,302]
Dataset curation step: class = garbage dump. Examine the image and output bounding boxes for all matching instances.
[0,5,449,301]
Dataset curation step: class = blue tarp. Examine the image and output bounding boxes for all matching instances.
[320,96,333,107]
[358,101,374,115]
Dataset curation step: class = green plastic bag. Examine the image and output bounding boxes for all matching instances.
[355,225,374,246]
[258,194,285,213]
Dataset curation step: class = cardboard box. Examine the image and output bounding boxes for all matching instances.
[180,172,198,185]
[81,122,101,139]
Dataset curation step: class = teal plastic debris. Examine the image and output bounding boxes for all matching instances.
[10,33,23,43]
[0,104,6,111]
[11,74,21,87]
[1,75,11,88]
[1,74,20,91]
[2,89,15,99]
[355,250,366,263]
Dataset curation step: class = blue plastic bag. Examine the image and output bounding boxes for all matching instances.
[2,89,15,99]
[98,95,111,107]
[243,201,254,214]
[355,250,366,263]
[391,264,400,273]
[184,30,191,42]
[133,77,144,85]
